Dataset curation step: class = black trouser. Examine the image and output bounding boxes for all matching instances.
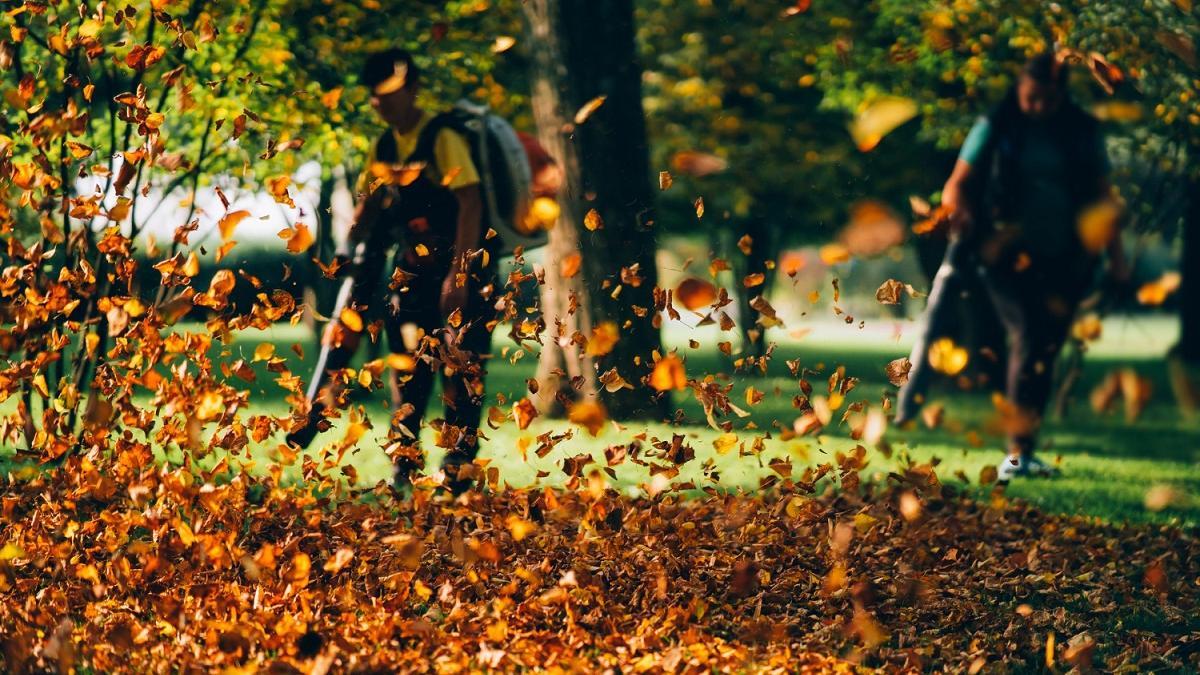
[296,229,497,483]
[381,250,497,480]
[981,261,1091,457]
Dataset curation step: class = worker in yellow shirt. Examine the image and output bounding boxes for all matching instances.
[288,49,499,496]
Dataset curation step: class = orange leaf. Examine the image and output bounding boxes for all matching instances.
[584,209,603,231]
[513,398,538,430]
[560,251,582,279]
[650,354,687,391]
[586,322,619,357]
[567,400,607,436]
[280,223,314,253]
[675,278,717,311]
[219,210,250,242]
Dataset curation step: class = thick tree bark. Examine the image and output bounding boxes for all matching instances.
[522,0,599,416]
[727,216,773,361]
[523,0,666,419]
[1168,164,1200,417]
[1179,170,1200,362]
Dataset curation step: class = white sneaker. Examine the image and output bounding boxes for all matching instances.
[997,454,1059,481]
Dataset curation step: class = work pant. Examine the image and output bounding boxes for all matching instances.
[981,261,1091,457]
[299,231,498,482]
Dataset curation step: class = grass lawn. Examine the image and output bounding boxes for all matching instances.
[23,311,1185,527]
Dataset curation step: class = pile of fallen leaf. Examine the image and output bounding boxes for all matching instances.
[2,454,1196,674]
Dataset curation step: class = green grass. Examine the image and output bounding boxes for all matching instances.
[6,314,1198,528]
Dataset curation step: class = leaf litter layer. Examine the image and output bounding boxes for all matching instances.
[1,458,1196,673]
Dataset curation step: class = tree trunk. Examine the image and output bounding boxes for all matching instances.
[728,216,773,361]
[1169,164,1200,417]
[522,0,598,416]
[523,0,666,419]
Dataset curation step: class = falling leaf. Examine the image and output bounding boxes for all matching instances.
[584,209,604,231]
[280,223,315,253]
[659,171,673,190]
[574,95,607,125]
[712,432,738,454]
[849,96,918,151]
[560,252,582,279]
[1072,314,1103,342]
[675,278,717,311]
[267,175,295,207]
[219,210,251,242]
[492,36,517,53]
[782,0,812,16]
[340,308,364,333]
[694,197,705,219]
[1137,272,1181,306]
[928,338,968,376]
[586,322,619,357]
[885,357,912,386]
[841,200,905,257]
[819,243,851,265]
[670,151,728,177]
[513,398,538,430]
[1076,200,1120,254]
[568,400,607,436]
[650,354,687,391]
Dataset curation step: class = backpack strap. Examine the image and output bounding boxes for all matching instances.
[374,127,399,164]
[408,112,465,168]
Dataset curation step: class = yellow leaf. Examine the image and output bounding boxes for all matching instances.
[174,519,196,546]
[253,343,275,362]
[320,86,343,109]
[323,547,354,573]
[32,373,48,397]
[713,432,738,454]
[107,197,132,222]
[819,243,851,265]
[848,96,918,152]
[387,353,416,371]
[267,175,294,207]
[0,542,24,561]
[928,337,968,376]
[853,513,878,533]
[182,251,200,277]
[340,307,364,332]
[574,95,607,125]
[506,515,537,541]
[560,251,582,279]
